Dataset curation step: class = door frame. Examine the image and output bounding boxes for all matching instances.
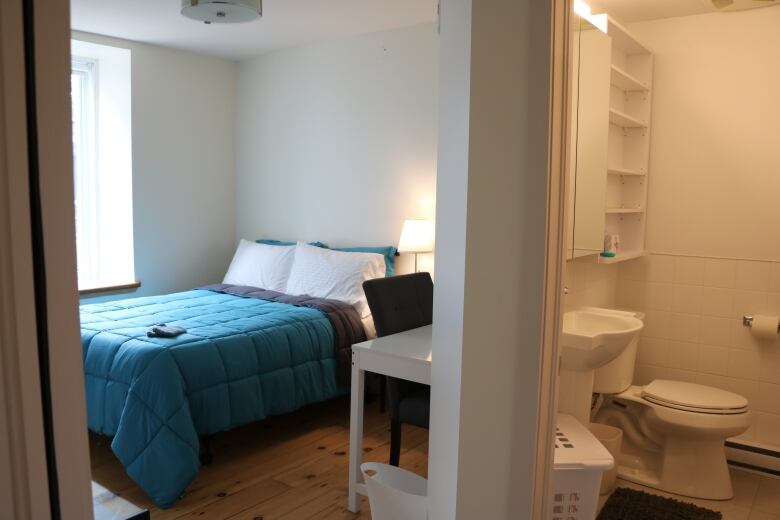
[1,0,574,517]
[429,0,573,517]
[0,2,52,517]
[0,0,93,518]
[533,0,575,516]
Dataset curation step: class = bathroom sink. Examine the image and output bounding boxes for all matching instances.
[561,308,643,370]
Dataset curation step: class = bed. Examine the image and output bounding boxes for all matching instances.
[81,282,370,507]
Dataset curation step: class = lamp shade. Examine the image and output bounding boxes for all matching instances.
[398,219,435,253]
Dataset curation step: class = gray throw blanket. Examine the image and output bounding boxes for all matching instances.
[200,283,366,386]
[147,324,187,338]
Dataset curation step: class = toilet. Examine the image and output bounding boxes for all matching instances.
[592,312,752,500]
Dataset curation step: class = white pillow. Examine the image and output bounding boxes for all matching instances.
[223,239,296,292]
[285,242,385,318]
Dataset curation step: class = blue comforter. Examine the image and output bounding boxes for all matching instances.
[81,289,344,507]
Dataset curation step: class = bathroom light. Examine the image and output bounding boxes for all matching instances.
[573,0,592,18]
[181,0,262,24]
[398,219,435,273]
[573,0,608,33]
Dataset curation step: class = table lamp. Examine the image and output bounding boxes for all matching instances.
[397,219,435,273]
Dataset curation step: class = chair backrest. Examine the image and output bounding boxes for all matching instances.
[363,272,433,337]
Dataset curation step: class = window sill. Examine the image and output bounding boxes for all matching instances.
[79,281,141,296]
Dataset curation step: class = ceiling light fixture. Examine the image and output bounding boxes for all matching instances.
[181,0,262,24]
[573,0,608,33]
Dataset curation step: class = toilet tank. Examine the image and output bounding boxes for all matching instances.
[592,310,645,394]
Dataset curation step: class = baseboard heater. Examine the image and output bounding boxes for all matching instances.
[726,441,780,477]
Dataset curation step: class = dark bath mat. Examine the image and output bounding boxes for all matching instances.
[597,487,723,520]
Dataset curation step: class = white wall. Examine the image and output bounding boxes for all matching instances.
[617,253,780,449]
[565,256,619,309]
[73,31,237,302]
[609,9,780,450]
[234,24,438,259]
[630,9,780,261]
[430,0,556,517]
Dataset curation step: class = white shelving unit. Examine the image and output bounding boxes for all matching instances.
[605,207,644,214]
[608,108,647,129]
[597,249,646,264]
[600,16,653,264]
[610,64,649,92]
[607,166,644,176]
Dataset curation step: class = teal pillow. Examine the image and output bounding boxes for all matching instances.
[256,239,328,248]
[330,246,398,277]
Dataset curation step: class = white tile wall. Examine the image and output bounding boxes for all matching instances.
[616,253,780,449]
[564,256,619,310]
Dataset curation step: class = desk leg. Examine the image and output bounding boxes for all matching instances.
[347,357,365,513]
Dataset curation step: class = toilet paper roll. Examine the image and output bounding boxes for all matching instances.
[751,314,780,341]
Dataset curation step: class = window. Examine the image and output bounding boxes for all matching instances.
[70,40,134,291]
[71,58,98,283]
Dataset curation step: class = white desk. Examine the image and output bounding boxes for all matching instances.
[347,325,432,513]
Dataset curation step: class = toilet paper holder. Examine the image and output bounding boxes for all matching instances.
[742,315,780,333]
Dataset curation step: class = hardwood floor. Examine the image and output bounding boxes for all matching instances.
[89,397,428,519]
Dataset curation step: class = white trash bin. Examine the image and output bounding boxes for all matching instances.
[588,422,623,495]
[361,462,427,520]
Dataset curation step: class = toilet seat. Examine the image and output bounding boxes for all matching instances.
[641,380,748,415]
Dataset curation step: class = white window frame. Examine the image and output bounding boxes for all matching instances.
[70,40,135,293]
[71,57,100,287]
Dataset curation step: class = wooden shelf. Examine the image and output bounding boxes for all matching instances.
[606,207,644,214]
[611,65,649,92]
[607,166,645,176]
[609,108,647,129]
[598,250,646,264]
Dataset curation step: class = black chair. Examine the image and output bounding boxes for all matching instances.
[362,272,432,467]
